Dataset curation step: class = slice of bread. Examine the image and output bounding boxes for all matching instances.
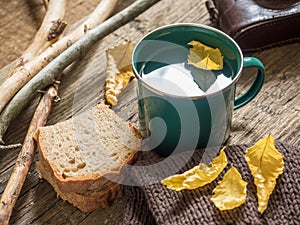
[35,103,141,196]
[36,160,121,212]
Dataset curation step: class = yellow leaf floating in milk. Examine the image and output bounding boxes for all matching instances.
[187,40,223,71]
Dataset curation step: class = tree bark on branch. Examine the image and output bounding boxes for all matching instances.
[0,83,60,225]
[9,0,66,76]
[0,0,161,143]
[0,0,119,114]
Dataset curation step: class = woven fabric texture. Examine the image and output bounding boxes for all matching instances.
[123,142,300,225]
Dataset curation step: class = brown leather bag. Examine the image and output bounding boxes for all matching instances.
[206,0,300,52]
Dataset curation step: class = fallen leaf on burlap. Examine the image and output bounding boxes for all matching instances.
[161,147,227,191]
[105,42,135,106]
[245,135,284,214]
[211,166,248,210]
[187,40,223,71]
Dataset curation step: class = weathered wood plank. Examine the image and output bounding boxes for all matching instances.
[230,43,300,147]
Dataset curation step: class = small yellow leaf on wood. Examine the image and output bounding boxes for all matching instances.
[245,135,284,214]
[187,40,223,70]
[161,147,227,191]
[105,42,135,105]
[211,166,247,210]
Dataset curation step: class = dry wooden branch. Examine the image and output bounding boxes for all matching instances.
[9,0,66,76]
[0,0,161,143]
[0,83,59,225]
[0,143,22,151]
[0,0,118,114]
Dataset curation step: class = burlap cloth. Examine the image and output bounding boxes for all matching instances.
[122,142,300,225]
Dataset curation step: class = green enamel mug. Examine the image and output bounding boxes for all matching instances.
[132,23,265,156]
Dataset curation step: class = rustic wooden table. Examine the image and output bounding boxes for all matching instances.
[0,0,299,224]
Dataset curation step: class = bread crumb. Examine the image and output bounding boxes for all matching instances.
[71,167,78,172]
[68,158,75,164]
[110,152,117,157]
[77,162,86,169]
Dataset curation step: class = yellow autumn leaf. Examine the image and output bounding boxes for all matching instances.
[105,42,135,106]
[245,135,284,214]
[161,147,227,191]
[187,40,223,70]
[211,166,247,210]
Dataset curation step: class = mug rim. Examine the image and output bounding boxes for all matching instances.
[132,23,244,100]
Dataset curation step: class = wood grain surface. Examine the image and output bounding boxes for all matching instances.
[0,0,299,224]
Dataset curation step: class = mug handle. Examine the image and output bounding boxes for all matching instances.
[234,57,265,110]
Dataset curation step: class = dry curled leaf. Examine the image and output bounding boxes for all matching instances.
[245,135,284,214]
[211,166,248,211]
[161,147,227,191]
[105,42,135,105]
[187,40,223,71]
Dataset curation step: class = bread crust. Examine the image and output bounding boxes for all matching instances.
[36,160,121,212]
[37,136,139,193]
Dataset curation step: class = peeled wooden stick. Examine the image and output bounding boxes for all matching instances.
[0,0,119,114]
[0,83,59,225]
[0,0,161,143]
[9,0,66,76]
[0,0,160,143]
[0,144,22,151]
